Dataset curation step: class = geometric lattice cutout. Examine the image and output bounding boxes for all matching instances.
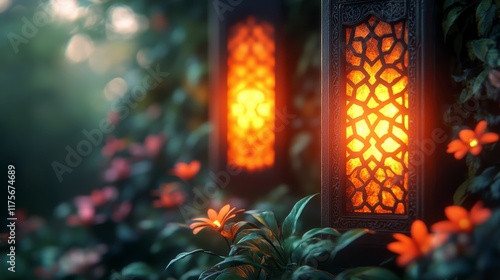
[227,17,275,172]
[345,16,409,214]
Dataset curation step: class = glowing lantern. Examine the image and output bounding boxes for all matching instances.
[209,1,285,195]
[321,0,441,232]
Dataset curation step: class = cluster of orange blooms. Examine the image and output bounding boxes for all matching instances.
[387,201,491,266]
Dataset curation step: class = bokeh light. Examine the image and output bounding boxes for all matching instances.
[108,5,147,36]
[65,34,95,63]
[51,0,82,21]
[104,78,128,101]
[0,0,12,13]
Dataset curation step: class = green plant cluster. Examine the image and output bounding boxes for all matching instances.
[164,195,398,280]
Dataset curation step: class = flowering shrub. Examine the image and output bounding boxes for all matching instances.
[167,194,398,279]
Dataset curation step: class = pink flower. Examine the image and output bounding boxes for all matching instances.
[112,201,132,222]
[101,136,126,158]
[171,160,200,181]
[90,186,118,206]
[104,157,131,182]
[58,245,107,275]
[144,133,166,157]
[107,111,120,126]
[128,143,147,158]
[67,197,105,226]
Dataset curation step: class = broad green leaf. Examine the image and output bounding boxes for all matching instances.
[200,267,223,280]
[443,6,464,39]
[229,221,258,242]
[245,210,280,239]
[302,227,341,240]
[291,265,336,280]
[332,229,370,256]
[215,265,258,279]
[453,178,473,205]
[444,0,463,11]
[486,48,500,67]
[470,39,496,62]
[213,255,265,271]
[336,267,400,280]
[476,0,495,36]
[165,249,223,271]
[472,69,489,95]
[121,262,155,278]
[282,194,318,239]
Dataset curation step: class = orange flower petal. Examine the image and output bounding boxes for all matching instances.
[454,149,469,160]
[445,205,468,223]
[431,220,459,233]
[447,139,468,152]
[459,129,476,143]
[469,145,482,156]
[393,233,412,243]
[192,218,214,224]
[193,226,210,234]
[397,253,417,267]
[475,120,487,136]
[208,209,218,221]
[387,241,408,254]
[218,204,231,222]
[411,220,428,246]
[479,132,499,144]
[470,201,491,225]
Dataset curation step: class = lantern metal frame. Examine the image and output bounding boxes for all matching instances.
[321,0,442,232]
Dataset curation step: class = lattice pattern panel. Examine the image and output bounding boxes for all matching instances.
[345,16,409,214]
[227,17,275,172]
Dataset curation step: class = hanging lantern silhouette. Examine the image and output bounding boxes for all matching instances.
[321,0,441,232]
[209,1,285,195]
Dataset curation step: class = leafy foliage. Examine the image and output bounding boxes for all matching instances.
[167,194,395,279]
[443,0,500,203]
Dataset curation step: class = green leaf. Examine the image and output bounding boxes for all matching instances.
[444,0,463,11]
[165,249,223,271]
[453,178,473,205]
[229,221,258,242]
[470,39,496,62]
[245,210,280,239]
[212,255,265,271]
[282,194,318,239]
[302,227,341,240]
[332,228,370,256]
[443,6,464,39]
[472,69,489,95]
[336,267,400,280]
[121,262,155,278]
[291,265,336,280]
[476,0,496,36]
[215,265,258,279]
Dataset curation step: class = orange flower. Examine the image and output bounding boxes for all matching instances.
[152,183,186,208]
[189,204,244,237]
[447,120,499,159]
[432,201,491,234]
[387,220,436,266]
[171,160,200,181]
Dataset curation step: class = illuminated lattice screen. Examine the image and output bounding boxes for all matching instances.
[345,16,409,214]
[227,17,275,172]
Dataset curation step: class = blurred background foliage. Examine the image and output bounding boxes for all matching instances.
[0,0,322,279]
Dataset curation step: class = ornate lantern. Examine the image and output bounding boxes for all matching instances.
[209,1,285,196]
[321,0,442,233]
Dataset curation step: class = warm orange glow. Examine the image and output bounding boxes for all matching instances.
[345,17,409,214]
[227,17,275,172]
